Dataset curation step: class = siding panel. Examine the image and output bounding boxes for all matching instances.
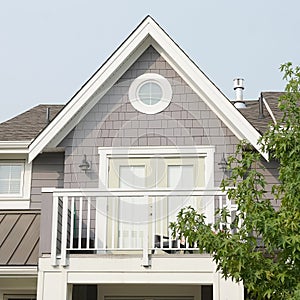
[260,159,280,209]
[30,152,64,209]
[26,239,40,265]
[9,214,40,265]
[0,214,19,246]
[0,214,4,224]
[0,211,40,265]
[0,213,36,264]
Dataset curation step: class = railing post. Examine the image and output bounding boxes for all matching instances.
[61,196,69,266]
[95,196,107,252]
[141,195,150,267]
[51,195,59,266]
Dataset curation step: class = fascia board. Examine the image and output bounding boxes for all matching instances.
[148,20,268,160]
[28,19,153,163]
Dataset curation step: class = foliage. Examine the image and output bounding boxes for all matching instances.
[170,63,300,299]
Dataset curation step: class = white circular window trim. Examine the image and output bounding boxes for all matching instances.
[129,73,172,114]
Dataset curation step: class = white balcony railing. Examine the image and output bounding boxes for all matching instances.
[49,188,237,266]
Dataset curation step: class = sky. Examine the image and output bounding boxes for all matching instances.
[0,0,299,123]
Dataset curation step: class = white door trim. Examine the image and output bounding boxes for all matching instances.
[98,146,215,189]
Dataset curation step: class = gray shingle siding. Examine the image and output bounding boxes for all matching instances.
[259,158,280,209]
[59,46,239,188]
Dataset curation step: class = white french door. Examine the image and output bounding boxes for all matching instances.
[106,156,205,249]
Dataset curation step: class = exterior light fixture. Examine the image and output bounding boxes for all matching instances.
[79,154,91,172]
[218,154,231,177]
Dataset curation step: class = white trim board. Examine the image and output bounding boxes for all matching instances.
[98,146,215,189]
[0,141,30,154]
[0,155,32,209]
[28,16,267,162]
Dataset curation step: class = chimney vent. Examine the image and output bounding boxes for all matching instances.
[233,78,246,108]
[258,94,265,119]
[46,107,51,123]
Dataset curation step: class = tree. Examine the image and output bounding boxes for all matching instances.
[170,63,300,300]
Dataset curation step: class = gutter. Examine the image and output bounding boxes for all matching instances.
[0,141,30,154]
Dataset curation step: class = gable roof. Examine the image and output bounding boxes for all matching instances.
[2,16,270,160]
[0,105,63,141]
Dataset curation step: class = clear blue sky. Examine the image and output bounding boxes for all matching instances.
[1,0,299,123]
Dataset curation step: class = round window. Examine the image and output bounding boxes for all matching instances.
[138,81,163,105]
[129,73,172,114]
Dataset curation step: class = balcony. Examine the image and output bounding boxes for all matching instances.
[47,188,237,266]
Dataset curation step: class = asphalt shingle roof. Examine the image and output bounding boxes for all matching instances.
[0,104,64,141]
[238,92,284,134]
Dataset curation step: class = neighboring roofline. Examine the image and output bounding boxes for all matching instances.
[0,141,30,154]
[262,96,277,124]
[28,16,268,162]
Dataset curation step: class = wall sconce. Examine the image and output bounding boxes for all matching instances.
[218,154,231,177]
[79,154,91,172]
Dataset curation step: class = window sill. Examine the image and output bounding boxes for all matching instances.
[0,199,30,209]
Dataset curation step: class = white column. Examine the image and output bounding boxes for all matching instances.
[212,272,220,300]
[219,276,244,300]
[51,195,59,266]
[37,268,69,300]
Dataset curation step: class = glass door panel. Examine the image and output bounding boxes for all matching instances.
[108,158,152,249]
[154,157,204,238]
[167,165,194,223]
[119,165,146,248]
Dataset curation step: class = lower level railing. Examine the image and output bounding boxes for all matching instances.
[49,188,237,266]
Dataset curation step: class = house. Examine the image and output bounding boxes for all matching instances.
[0,16,280,300]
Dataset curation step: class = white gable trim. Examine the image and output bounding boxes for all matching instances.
[28,16,268,162]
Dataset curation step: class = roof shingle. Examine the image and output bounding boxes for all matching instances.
[238,92,284,134]
[0,104,64,141]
